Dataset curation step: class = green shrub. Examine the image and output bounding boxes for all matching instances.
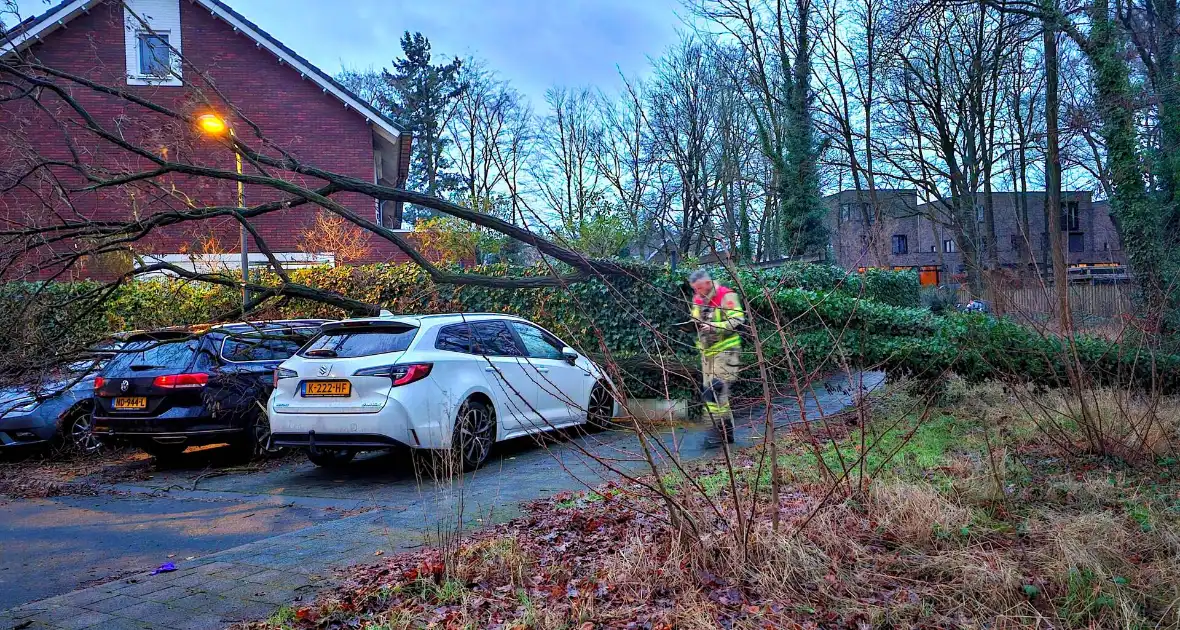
[1,262,1175,396]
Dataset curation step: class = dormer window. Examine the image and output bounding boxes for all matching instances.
[138,33,171,76]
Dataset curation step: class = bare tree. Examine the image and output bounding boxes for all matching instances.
[591,76,658,251]
[872,1,1025,294]
[646,37,727,258]
[533,87,603,233]
[447,60,527,211]
[694,0,826,259]
[815,0,891,266]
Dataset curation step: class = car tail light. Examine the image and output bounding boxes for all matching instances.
[355,363,432,386]
[391,363,432,387]
[273,367,297,388]
[94,376,105,391]
[152,373,209,389]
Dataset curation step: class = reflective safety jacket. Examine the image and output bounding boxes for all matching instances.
[690,285,745,356]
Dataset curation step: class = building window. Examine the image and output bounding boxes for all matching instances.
[891,234,908,255]
[137,33,171,77]
[842,202,874,224]
[976,204,985,222]
[378,199,405,230]
[1060,201,1080,231]
[123,1,182,86]
[859,234,868,254]
[1068,232,1084,253]
[943,239,957,253]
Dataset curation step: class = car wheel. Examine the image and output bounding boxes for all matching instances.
[451,398,495,473]
[232,413,285,462]
[306,446,355,468]
[586,382,616,430]
[60,409,103,456]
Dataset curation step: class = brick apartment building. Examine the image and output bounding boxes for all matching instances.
[823,189,1126,286]
[0,0,419,279]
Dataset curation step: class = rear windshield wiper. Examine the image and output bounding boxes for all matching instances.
[129,364,165,371]
[305,349,338,358]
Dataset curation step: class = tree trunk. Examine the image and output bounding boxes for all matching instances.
[1045,6,1070,332]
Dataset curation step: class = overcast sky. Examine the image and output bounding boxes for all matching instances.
[10,0,689,107]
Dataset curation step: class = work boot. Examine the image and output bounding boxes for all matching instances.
[702,379,735,446]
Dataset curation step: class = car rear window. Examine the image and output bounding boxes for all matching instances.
[300,324,417,359]
[221,328,318,362]
[103,338,200,373]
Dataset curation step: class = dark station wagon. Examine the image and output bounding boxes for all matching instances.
[92,320,329,462]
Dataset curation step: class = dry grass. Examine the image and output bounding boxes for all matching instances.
[450,536,532,589]
[867,480,971,547]
[245,382,1180,630]
[1027,386,1180,462]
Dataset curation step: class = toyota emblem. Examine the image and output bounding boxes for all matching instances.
[317,365,330,376]
[120,380,129,392]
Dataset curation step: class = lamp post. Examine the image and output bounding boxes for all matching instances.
[195,113,249,310]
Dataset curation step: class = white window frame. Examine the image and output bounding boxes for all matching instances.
[128,29,181,86]
[124,0,183,87]
[135,31,172,76]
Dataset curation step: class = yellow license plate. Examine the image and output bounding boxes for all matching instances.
[114,397,147,410]
[302,381,351,397]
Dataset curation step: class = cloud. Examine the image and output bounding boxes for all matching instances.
[12,0,685,107]
[216,0,685,105]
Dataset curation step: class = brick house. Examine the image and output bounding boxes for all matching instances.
[823,189,1126,286]
[0,0,420,279]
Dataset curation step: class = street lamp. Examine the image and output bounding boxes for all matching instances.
[195,113,249,310]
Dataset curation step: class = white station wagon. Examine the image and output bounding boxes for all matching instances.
[267,313,617,470]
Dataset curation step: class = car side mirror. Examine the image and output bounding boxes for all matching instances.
[561,347,579,365]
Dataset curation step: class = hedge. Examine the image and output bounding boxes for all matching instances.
[1,261,1175,396]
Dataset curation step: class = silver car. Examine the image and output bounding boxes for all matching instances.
[0,354,111,455]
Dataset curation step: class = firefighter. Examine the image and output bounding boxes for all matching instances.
[687,268,744,444]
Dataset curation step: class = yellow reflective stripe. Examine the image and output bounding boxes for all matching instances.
[704,402,730,414]
[704,336,741,354]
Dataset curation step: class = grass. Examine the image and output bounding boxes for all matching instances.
[264,605,297,629]
[239,381,1180,630]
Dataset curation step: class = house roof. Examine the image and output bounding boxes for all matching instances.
[1,0,402,141]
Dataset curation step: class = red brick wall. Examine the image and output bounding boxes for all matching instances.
[0,0,410,279]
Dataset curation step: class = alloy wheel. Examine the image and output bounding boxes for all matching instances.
[587,384,615,429]
[455,401,494,471]
[67,413,103,455]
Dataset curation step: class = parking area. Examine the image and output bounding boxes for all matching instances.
[0,371,881,629]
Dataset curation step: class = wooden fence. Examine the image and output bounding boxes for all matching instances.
[966,284,1134,320]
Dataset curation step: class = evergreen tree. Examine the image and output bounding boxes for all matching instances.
[379,32,467,198]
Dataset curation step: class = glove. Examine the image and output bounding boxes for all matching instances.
[699,324,718,347]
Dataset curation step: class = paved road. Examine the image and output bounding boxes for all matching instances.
[0,371,883,630]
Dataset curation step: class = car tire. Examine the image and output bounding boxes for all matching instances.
[451,398,495,473]
[141,441,187,463]
[306,446,355,468]
[230,413,285,462]
[586,382,616,430]
[58,407,103,456]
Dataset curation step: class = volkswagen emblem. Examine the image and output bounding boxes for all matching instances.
[120,380,129,392]
[317,365,330,376]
